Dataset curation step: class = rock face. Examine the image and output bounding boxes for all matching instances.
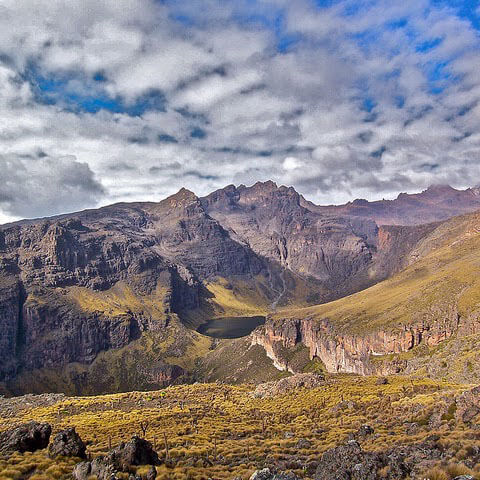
[252,302,471,375]
[0,188,266,388]
[0,421,51,453]
[49,427,86,458]
[202,182,428,300]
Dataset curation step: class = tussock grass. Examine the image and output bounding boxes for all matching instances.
[0,376,476,480]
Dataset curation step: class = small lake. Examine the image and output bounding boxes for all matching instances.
[196,316,266,339]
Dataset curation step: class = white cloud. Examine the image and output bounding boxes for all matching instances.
[0,0,479,221]
[283,157,302,171]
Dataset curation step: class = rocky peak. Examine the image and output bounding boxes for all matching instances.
[423,184,458,195]
[164,187,198,209]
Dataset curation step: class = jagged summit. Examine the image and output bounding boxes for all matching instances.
[163,187,198,205]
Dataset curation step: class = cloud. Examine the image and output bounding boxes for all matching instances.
[0,0,479,220]
[282,157,303,171]
[0,155,106,218]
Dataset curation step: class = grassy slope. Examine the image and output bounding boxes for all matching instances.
[265,212,480,381]
[272,212,480,335]
[0,377,478,480]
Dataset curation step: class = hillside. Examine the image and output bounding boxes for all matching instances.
[0,182,441,395]
[253,210,480,382]
[1,376,480,480]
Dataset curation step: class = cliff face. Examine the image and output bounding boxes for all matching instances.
[202,182,431,303]
[0,188,267,386]
[251,305,476,375]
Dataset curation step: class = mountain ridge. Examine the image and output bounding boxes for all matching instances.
[3,181,480,228]
[1,181,480,395]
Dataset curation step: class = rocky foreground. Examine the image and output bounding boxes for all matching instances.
[0,375,480,480]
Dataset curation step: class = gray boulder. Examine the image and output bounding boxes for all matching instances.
[49,427,86,458]
[0,421,51,453]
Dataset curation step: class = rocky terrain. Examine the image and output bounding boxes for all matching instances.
[1,181,480,395]
[1,376,480,480]
[312,184,480,226]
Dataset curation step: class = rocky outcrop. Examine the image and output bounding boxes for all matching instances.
[249,468,300,480]
[73,436,160,480]
[49,427,86,458]
[251,373,324,398]
[0,421,51,453]
[455,386,480,424]
[252,304,471,375]
[314,438,444,480]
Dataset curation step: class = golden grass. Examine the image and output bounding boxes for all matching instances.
[67,282,169,319]
[272,213,480,335]
[0,376,476,480]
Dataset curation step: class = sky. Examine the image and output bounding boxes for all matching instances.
[0,0,480,223]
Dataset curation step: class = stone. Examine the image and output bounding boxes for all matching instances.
[145,465,157,480]
[252,374,324,398]
[249,468,301,480]
[456,386,480,423]
[73,435,160,480]
[358,425,375,438]
[49,427,86,458]
[295,438,312,449]
[111,436,161,468]
[0,421,51,453]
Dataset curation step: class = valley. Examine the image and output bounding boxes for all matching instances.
[1,182,480,480]
[2,182,480,395]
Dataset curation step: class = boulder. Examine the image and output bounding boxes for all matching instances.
[314,437,445,480]
[0,421,51,453]
[348,424,375,440]
[295,438,312,449]
[315,440,382,480]
[49,427,86,458]
[145,465,157,480]
[73,457,118,480]
[249,468,301,480]
[456,386,480,423]
[73,436,160,480]
[111,436,160,468]
[252,374,324,398]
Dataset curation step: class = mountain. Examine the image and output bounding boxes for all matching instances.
[313,184,480,225]
[252,209,480,383]
[1,181,480,395]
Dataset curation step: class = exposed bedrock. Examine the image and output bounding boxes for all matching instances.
[252,307,480,375]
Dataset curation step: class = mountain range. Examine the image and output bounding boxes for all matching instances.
[2,181,480,395]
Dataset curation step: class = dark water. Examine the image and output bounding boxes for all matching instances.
[196,316,266,339]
